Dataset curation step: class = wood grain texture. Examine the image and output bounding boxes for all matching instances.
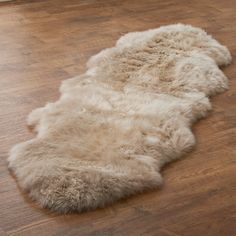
[0,0,235,235]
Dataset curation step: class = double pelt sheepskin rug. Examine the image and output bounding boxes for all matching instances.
[8,24,232,213]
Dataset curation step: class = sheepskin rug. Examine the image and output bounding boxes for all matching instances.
[8,24,232,213]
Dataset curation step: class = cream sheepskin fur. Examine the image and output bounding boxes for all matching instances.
[8,24,232,213]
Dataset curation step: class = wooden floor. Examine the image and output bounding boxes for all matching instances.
[0,0,235,235]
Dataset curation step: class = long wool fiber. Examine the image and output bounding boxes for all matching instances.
[8,24,232,213]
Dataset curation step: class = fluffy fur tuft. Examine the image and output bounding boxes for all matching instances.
[8,24,231,213]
